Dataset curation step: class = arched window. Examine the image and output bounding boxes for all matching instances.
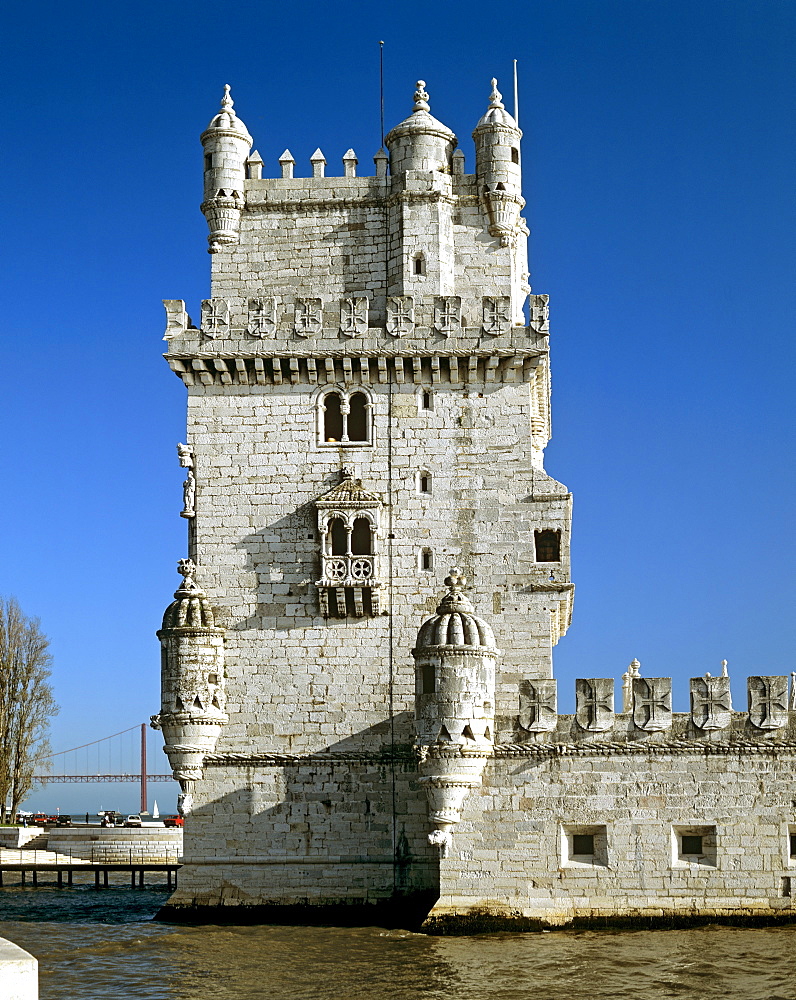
[420,548,433,572]
[534,529,561,562]
[347,392,368,441]
[420,390,432,410]
[418,471,432,494]
[323,392,344,442]
[330,517,347,555]
[351,517,372,555]
[319,389,371,446]
[413,252,426,276]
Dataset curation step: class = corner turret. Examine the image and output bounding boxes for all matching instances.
[200,85,252,253]
[385,81,457,175]
[472,79,524,245]
[413,570,500,856]
[151,559,226,813]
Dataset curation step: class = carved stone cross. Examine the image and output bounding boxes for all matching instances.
[518,679,557,732]
[247,297,276,337]
[482,296,510,336]
[434,296,461,336]
[386,296,415,337]
[632,677,672,732]
[294,298,322,337]
[575,678,614,732]
[200,298,230,339]
[748,675,788,730]
[340,297,368,337]
[690,676,732,730]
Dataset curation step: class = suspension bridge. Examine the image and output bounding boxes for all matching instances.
[35,724,174,812]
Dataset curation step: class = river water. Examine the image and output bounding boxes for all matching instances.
[2,886,796,1000]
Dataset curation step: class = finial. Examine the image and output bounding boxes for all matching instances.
[721,659,728,677]
[413,80,430,113]
[221,84,233,111]
[629,658,641,677]
[488,78,504,110]
[175,558,201,595]
[444,567,466,593]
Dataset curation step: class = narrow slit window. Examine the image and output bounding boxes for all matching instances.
[790,833,796,858]
[421,548,433,572]
[421,664,436,694]
[413,253,426,276]
[421,390,432,410]
[535,529,561,562]
[511,148,519,164]
[418,471,431,494]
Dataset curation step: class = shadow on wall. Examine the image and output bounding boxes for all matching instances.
[160,757,440,928]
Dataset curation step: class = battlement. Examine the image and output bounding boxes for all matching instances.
[512,673,796,742]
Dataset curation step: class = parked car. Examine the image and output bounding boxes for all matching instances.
[124,814,142,827]
[55,815,73,826]
[163,815,184,827]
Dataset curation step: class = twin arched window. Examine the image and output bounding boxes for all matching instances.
[321,390,371,444]
[328,516,373,556]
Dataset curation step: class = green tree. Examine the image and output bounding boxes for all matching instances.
[0,598,58,822]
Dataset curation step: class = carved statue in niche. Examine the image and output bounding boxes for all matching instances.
[748,675,789,730]
[294,297,322,337]
[340,297,368,337]
[386,296,414,337]
[181,469,196,518]
[575,678,614,732]
[433,296,461,337]
[518,679,557,732]
[177,443,194,468]
[247,297,277,337]
[200,298,230,339]
[482,296,510,336]
[632,677,672,732]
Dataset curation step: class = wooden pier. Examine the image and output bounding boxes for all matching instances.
[0,862,180,889]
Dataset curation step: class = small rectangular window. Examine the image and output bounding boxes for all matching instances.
[535,529,561,562]
[421,664,436,694]
[561,825,608,867]
[681,835,703,856]
[572,834,594,856]
[421,548,433,571]
[672,825,716,867]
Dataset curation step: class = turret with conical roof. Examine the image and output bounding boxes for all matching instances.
[200,85,252,253]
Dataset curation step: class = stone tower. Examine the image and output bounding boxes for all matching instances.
[153,78,574,917]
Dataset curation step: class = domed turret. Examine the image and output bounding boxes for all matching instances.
[200,85,253,253]
[413,569,499,747]
[472,79,524,245]
[385,81,457,175]
[151,559,227,810]
[413,570,500,857]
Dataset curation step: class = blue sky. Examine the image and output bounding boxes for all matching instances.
[2,1,794,813]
